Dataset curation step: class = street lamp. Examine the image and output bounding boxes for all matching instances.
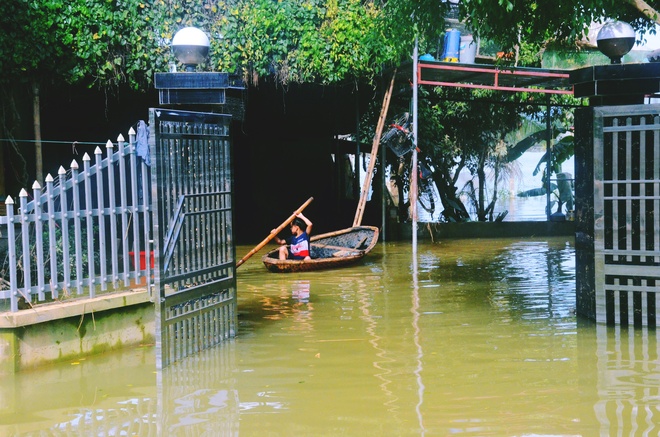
[172,27,210,71]
[596,21,635,64]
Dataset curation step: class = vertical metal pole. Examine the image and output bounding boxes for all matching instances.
[355,93,361,202]
[546,95,552,220]
[412,39,419,255]
[381,114,387,241]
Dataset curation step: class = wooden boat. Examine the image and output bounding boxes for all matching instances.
[261,226,379,273]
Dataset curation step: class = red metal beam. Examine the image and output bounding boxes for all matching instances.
[417,62,574,95]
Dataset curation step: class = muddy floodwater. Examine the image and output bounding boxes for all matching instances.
[2,238,660,436]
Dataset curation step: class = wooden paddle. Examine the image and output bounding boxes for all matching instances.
[236,197,314,267]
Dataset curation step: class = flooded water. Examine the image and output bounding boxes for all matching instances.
[2,238,660,436]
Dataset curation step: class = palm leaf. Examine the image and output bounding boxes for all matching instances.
[533,134,574,176]
[506,126,565,163]
[517,184,558,197]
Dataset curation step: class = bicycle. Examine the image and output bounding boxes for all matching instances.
[381,112,415,157]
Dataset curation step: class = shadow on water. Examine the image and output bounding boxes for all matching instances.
[2,238,660,436]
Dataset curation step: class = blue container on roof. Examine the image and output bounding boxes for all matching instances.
[442,29,461,62]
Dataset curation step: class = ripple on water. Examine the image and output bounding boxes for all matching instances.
[7,238,660,436]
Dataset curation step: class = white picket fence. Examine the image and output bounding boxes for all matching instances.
[0,128,153,312]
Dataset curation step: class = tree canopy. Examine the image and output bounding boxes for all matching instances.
[462,0,660,52]
[2,0,660,90]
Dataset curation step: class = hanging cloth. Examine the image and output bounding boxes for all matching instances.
[136,120,151,166]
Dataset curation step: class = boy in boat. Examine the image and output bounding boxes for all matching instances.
[274,213,313,260]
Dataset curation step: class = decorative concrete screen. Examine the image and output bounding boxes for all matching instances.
[593,105,660,326]
[149,108,237,368]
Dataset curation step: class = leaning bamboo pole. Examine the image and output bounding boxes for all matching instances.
[353,69,397,227]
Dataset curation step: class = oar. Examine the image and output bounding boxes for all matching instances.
[236,197,314,267]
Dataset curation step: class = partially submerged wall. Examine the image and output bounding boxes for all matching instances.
[397,221,575,241]
[0,291,154,374]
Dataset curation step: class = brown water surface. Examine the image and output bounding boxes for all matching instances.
[2,238,659,436]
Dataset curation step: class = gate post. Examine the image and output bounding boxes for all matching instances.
[574,107,596,320]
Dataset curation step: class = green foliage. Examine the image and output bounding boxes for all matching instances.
[223,0,394,84]
[4,0,660,90]
[532,133,575,178]
[459,0,660,53]
[0,0,408,89]
[0,0,72,86]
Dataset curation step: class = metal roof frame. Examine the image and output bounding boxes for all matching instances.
[406,51,575,253]
[414,60,574,95]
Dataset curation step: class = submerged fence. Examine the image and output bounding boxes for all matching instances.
[0,127,152,312]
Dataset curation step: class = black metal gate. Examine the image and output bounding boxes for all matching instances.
[149,108,236,368]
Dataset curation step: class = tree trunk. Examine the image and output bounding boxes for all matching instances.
[432,166,470,222]
[625,0,660,25]
[485,164,501,221]
[32,81,42,184]
[394,170,408,222]
[476,150,487,221]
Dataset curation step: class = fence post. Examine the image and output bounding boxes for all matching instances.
[45,174,59,299]
[118,134,130,287]
[5,196,18,312]
[94,147,108,292]
[83,153,96,298]
[106,140,119,288]
[71,159,84,295]
[128,128,142,285]
[58,166,71,296]
[32,181,46,301]
[19,190,32,305]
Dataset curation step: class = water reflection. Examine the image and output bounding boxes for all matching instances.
[2,239,660,435]
[593,324,660,435]
[411,252,426,435]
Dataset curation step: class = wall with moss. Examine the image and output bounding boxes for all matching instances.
[0,292,154,374]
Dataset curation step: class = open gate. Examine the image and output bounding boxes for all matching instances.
[149,108,236,369]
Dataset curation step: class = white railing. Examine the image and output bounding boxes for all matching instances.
[0,127,153,312]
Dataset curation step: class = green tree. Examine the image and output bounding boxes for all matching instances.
[419,88,523,222]
[459,0,660,53]
[4,0,660,199]
[221,0,398,85]
[0,0,159,184]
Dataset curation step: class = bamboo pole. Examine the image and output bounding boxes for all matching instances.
[236,197,314,267]
[353,69,397,227]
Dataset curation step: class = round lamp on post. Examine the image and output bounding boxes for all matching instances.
[596,21,635,64]
[172,27,210,72]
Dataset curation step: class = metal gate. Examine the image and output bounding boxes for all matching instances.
[593,104,660,326]
[149,108,236,368]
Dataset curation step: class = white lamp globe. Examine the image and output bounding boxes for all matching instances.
[596,21,635,64]
[172,27,210,70]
